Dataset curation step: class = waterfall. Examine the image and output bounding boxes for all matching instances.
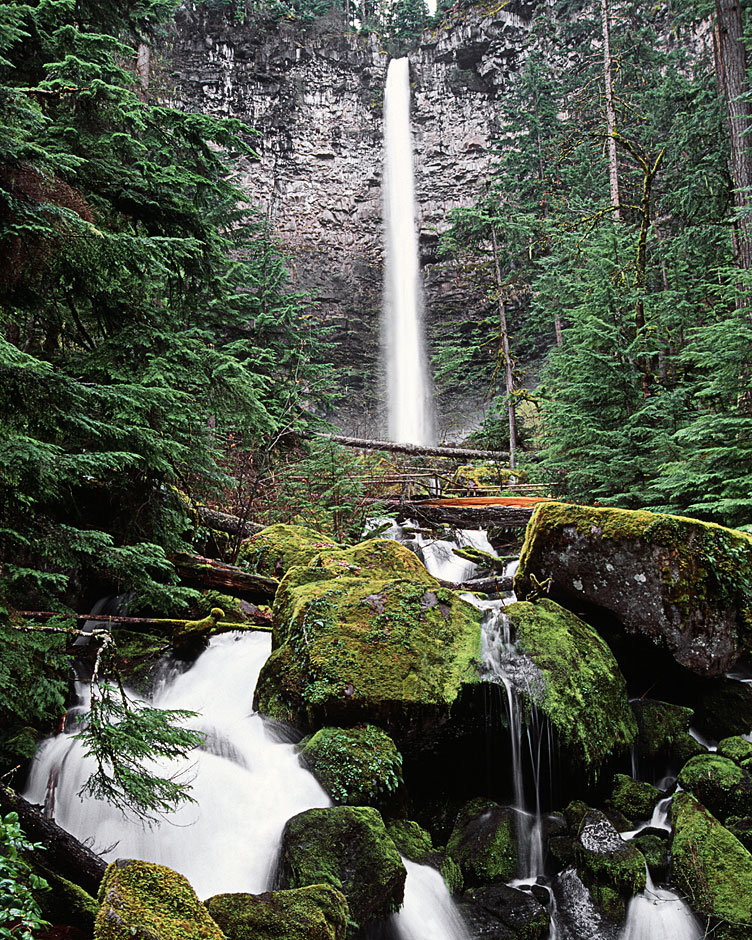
[619,870,702,940]
[383,57,434,446]
[394,859,470,940]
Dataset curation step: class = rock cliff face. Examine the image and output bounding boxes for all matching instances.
[169,2,534,435]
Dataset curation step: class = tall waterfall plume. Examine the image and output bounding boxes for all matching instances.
[383,57,434,446]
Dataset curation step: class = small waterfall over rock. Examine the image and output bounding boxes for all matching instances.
[383,57,434,445]
[619,870,702,940]
[394,859,471,940]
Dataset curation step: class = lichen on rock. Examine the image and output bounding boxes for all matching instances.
[514,502,752,675]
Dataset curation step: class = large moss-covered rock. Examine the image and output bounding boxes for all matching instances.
[631,698,703,765]
[278,806,405,929]
[514,502,752,675]
[308,539,437,585]
[95,859,224,940]
[717,735,752,766]
[678,754,752,821]
[238,524,339,578]
[671,791,752,939]
[503,599,637,771]
[608,774,662,822]
[204,885,348,940]
[300,725,403,810]
[446,798,518,886]
[254,555,482,731]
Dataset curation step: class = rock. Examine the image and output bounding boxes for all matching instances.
[677,754,752,821]
[694,677,752,738]
[631,830,669,881]
[464,883,549,939]
[34,863,98,932]
[204,885,348,940]
[95,859,224,940]
[551,867,621,940]
[608,774,662,822]
[386,819,463,894]
[631,698,703,765]
[717,735,752,765]
[446,798,518,886]
[503,599,637,772]
[671,791,752,939]
[254,546,482,736]
[308,538,437,584]
[300,725,403,810]
[278,806,405,929]
[238,524,339,579]
[514,502,752,675]
[725,816,752,853]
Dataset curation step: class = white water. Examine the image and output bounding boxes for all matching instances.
[24,633,330,899]
[376,517,495,583]
[619,870,702,940]
[383,57,434,446]
[394,859,470,940]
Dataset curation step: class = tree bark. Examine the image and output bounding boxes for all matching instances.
[490,228,518,469]
[305,431,510,462]
[601,0,621,220]
[0,784,107,896]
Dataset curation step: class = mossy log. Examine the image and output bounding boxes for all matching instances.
[307,431,509,461]
[17,610,272,634]
[171,552,279,602]
[0,784,106,897]
[195,506,264,538]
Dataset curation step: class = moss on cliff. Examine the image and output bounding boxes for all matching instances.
[671,791,752,939]
[204,884,349,940]
[95,859,224,940]
[505,599,637,771]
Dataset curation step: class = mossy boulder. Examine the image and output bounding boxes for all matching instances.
[386,819,463,894]
[671,791,752,939]
[631,698,703,764]
[309,539,436,585]
[695,677,752,738]
[678,753,752,820]
[446,798,518,886]
[503,599,637,771]
[95,859,224,940]
[569,806,646,918]
[514,502,752,675]
[717,735,752,765]
[300,725,403,810]
[204,885,348,940]
[238,524,339,578]
[608,774,662,822]
[254,560,482,734]
[278,806,405,929]
[631,830,669,881]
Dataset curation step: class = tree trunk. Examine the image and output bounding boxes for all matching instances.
[714,0,752,270]
[377,498,538,529]
[136,43,150,101]
[490,228,518,469]
[600,0,621,220]
[0,784,107,896]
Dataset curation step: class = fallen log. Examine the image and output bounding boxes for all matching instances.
[378,499,538,529]
[195,506,264,538]
[17,610,273,633]
[0,784,106,896]
[457,575,514,594]
[307,431,509,462]
[172,552,279,602]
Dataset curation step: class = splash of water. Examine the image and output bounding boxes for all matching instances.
[383,57,434,445]
[620,870,702,940]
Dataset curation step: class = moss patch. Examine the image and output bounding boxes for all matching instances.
[309,539,436,585]
[505,599,637,772]
[300,725,403,809]
[631,698,702,763]
[677,754,752,820]
[608,774,661,822]
[95,859,224,940]
[204,885,348,940]
[238,524,339,578]
[572,807,646,904]
[446,798,518,886]
[718,736,752,765]
[671,791,752,938]
[386,819,463,894]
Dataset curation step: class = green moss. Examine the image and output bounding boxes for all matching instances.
[172,607,225,651]
[678,753,751,820]
[33,861,98,931]
[572,808,646,898]
[631,832,668,880]
[309,539,437,584]
[204,884,349,940]
[589,884,625,922]
[452,464,529,488]
[725,816,752,853]
[608,774,661,821]
[95,859,224,940]
[631,699,701,762]
[238,524,339,578]
[718,736,752,765]
[446,798,518,886]
[505,599,637,772]
[195,591,247,621]
[386,819,463,894]
[515,502,752,655]
[256,572,482,730]
[279,806,405,930]
[300,725,403,809]
[671,791,752,938]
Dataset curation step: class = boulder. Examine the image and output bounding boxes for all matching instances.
[631,830,669,881]
[95,859,224,940]
[300,725,403,810]
[694,677,752,738]
[238,524,339,579]
[607,774,662,823]
[671,791,752,939]
[514,502,752,675]
[277,806,405,929]
[503,599,637,771]
[631,698,703,765]
[204,885,348,940]
[386,819,462,894]
[462,883,549,940]
[446,798,518,886]
[677,754,752,821]
[717,735,752,765]
[254,550,482,734]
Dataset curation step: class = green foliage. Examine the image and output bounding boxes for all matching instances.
[0,813,49,940]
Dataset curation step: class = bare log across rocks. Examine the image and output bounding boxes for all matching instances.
[172,552,279,602]
[307,431,509,462]
[0,784,106,896]
[457,575,514,594]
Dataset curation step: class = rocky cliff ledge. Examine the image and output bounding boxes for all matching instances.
[169,2,534,434]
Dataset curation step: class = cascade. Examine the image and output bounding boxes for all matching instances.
[376,517,494,582]
[383,57,434,446]
[619,870,702,940]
